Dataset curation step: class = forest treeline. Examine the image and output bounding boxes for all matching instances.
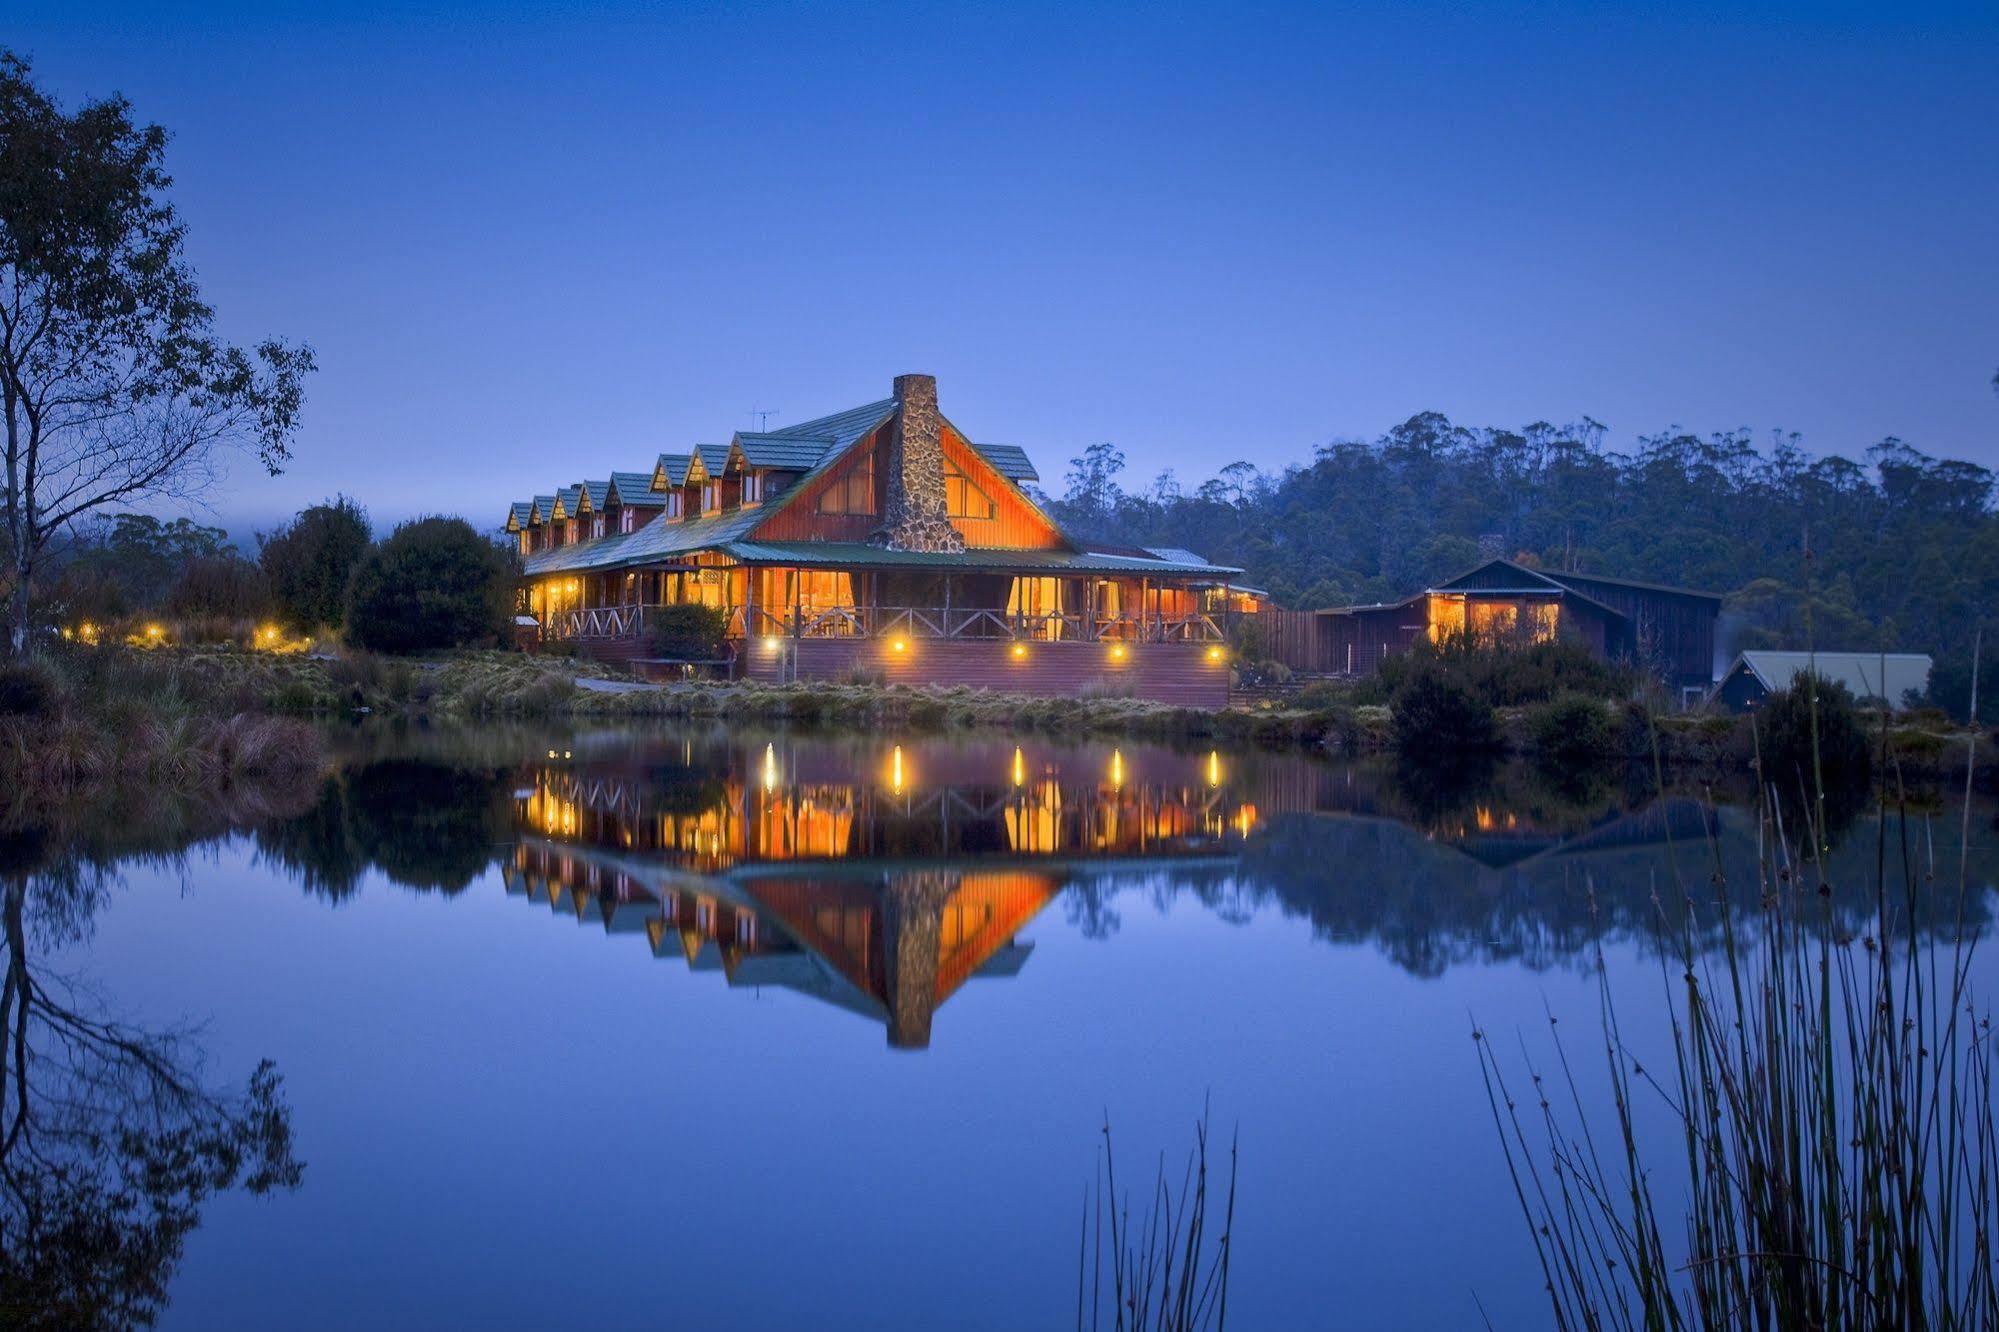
[1037,413,1999,704]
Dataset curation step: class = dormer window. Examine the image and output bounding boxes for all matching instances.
[591,514,605,540]
[667,492,684,519]
[620,508,636,534]
[742,472,763,505]
[703,480,721,511]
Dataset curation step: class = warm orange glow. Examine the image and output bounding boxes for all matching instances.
[1109,748,1125,788]
[1235,804,1257,837]
[1206,645,1224,663]
[763,635,783,652]
[1206,750,1222,787]
[1109,643,1128,662]
[889,745,907,793]
[1011,746,1026,787]
[1010,641,1028,659]
[762,742,778,793]
[891,637,908,654]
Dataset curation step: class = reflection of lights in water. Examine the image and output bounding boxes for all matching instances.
[1011,746,1026,788]
[1206,750,1222,787]
[762,742,778,793]
[1235,804,1257,837]
[1109,748,1125,789]
[890,745,905,793]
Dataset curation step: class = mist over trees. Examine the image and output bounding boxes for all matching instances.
[1038,415,1999,676]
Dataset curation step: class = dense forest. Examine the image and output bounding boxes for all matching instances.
[1035,413,1999,704]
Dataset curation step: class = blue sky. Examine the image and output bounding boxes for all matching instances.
[12,1,1998,539]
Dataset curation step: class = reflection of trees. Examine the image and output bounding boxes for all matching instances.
[0,859,301,1329]
[254,760,511,897]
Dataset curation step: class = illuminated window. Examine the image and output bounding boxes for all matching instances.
[944,458,996,519]
[817,454,876,515]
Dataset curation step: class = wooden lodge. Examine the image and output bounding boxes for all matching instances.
[1271,558,1722,702]
[504,374,1245,705]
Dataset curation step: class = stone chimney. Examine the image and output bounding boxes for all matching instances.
[870,373,966,554]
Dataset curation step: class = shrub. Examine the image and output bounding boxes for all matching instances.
[1390,669,1499,756]
[1078,678,1137,701]
[839,662,885,688]
[345,517,516,655]
[1379,635,1635,708]
[1754,671,1873,803]
[648,604,729,660]
[0,658,60,717]
[260,496,372,631]
[1526,692,1619,762]
[165,554,272,620]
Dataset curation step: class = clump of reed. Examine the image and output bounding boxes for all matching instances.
[1078,1114,1236,1332]
[1474,693,1997,1327]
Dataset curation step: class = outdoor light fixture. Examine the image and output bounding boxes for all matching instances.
[1010,642,1028,659]
[1109,643,1128,661]
[763,635,782,652]
[891,637,908,654]
[1207,645,1225,662]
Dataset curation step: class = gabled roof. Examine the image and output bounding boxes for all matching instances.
[696,443,735,477]
[578,479,610,512]
[529,495,556,524]
[653,453,694,489]
[1431,558,1568,595]
[608,471,667,508]
[1547,568,1725,604]
[522,501,770,576]
[1721,651,1933,704]
[552,486,583,520]
[505,501,532,532]
[973,443,1038,483]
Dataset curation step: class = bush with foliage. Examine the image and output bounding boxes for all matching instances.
[1525,692,1619,763]
[260,496,372,631]
[1379,635,1635,709]
[1390,668,1499,757]
[345,517,515,655]
[647,604,729,660]
[165,553,272,620]
[1753,671,1872,801]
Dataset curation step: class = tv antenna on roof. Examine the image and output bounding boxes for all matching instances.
[750,406,779,431]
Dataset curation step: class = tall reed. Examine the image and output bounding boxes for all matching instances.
[1077,1114,1237,1332]
[1474,681,1996,1328]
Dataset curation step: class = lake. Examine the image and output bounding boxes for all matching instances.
[8,723,1994,1329]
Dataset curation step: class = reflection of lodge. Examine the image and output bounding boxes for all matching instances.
[500,741,1280,1047]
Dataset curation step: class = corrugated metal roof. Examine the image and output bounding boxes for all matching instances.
[721,541,1242,576]
[972,443,1039,482]
[1549,569,1725,603]
[1728,651,1933,704]
[523,502,769,576]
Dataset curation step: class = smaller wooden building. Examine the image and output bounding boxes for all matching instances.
[1302,558,1722,700]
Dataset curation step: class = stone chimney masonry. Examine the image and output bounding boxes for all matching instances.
[870,373,966,554]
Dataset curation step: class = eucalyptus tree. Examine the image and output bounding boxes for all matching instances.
[0,51,313,653]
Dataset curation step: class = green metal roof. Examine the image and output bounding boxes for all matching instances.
[654,453,693,487]
[608,471,667,507]
[579,479,610,511]
[506,501,532,532]
[972,443,1038,483]
[522,502,769,576]
[530,495,556,523]
[720,541,1242,577]
[696,443,734,476]
[734,433,836,470]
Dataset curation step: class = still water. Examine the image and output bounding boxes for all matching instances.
[9,724,1996,1329]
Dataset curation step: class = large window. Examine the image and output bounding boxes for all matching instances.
[944,458,996,520]
[817,455,875,515]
